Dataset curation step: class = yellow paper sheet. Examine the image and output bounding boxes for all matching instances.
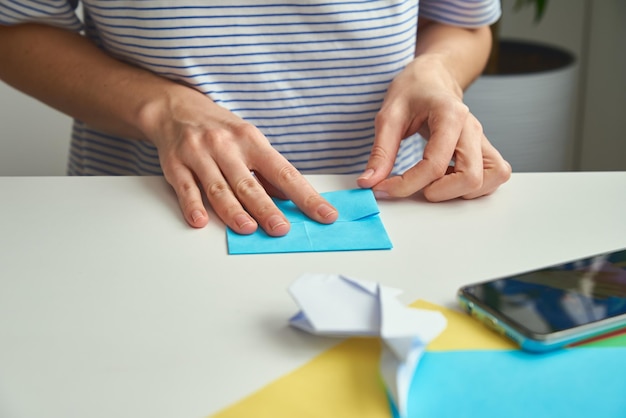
[420,300,516,351]
[211,301,514,418]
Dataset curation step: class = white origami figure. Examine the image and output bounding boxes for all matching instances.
[288,273,447,418]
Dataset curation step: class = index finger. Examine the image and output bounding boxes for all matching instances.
[357,107,406,189]
[252,149,338,225]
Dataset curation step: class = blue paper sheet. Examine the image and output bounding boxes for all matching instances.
[393,347,626,418]
[226,188,392,254]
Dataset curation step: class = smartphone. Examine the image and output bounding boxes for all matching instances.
[457,247,626,353]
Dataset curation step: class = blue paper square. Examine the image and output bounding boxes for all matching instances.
[226,189,393,254]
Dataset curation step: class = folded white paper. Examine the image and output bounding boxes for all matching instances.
[288,273,447,418]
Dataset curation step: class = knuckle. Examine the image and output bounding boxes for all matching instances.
[426,159,450,179]
[161,164,196,194]
[432,96,468,118]
[463,170,484,191]
[174,126,232,157]
[171,179,201,207]
[205,180,231,200]
[202,127,232,151]
[181,196,203,212]
[176,129,203,153]
[457,101,470,116]
[384,174,419,199]
[222,202,245,219]
[168,131,209,161]
[467,116,483,134]
[393,184,415,198]
[166,176,204,212]
[254,203,277,219]
[431,101,468,128]
[160,162,178,184]
[449,99,469,117]
[374,109,391,128]
[276,164,301,185]
[178,179,197,195]
[422,188,441,202]
[234,176,262,198]
[374,106,403,131]
[232,123,264,143]
[303,193,324,210]
[496,160,513,183]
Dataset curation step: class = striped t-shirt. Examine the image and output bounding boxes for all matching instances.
[0,0,501,176]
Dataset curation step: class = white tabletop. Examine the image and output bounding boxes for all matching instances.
[1,172,625,418]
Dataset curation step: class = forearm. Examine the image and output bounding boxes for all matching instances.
[0,23,189,142]
[414,18,492,94]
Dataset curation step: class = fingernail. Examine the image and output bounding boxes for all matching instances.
[234,214,254,229]
[373,190,389,199]
[317,203,338,220]
[358,168,375,180]
[191,210,205,223]
[268,215,288,232]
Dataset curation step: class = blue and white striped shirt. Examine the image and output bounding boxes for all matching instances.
[0,0,500,176]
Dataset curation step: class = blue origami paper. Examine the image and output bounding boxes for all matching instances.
[394,347,626,418]
[226,188,393,254]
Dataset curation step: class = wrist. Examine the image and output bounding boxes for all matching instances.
[135,81,190,146]
[408,53,464,100]
[135,81,221,151]
[414,22,492,92]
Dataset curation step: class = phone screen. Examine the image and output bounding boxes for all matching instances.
[461,249,626,336]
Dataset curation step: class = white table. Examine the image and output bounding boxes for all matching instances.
[1,173,625,418]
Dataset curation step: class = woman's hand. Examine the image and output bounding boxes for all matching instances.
[358,19,511,200]
[357,55,511,201]
[143,85,338,235]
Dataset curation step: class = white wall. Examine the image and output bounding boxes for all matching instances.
[578,0,626,171]
[0,0,624,175]
[0,79,72,176]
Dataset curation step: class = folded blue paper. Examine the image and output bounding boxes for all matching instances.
[226,188,393,254]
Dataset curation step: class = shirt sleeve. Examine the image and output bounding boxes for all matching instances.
[419,0,501,28]
[0,0,82,31]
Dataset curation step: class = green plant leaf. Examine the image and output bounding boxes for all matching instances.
[513,0,549,23]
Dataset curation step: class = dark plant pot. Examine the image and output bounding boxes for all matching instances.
[491,39,575,75]
[464,39,578,172]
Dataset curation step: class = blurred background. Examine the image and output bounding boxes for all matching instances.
[0,0,624,175]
